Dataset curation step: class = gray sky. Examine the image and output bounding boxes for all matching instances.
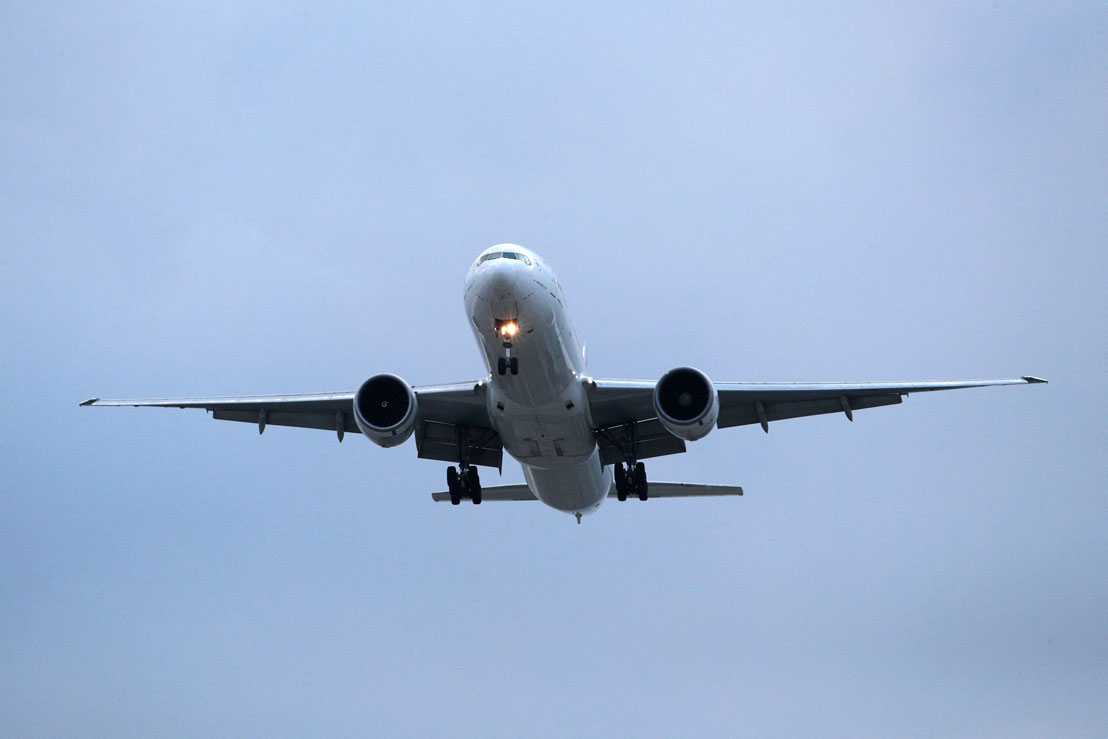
[2,2,1106,736]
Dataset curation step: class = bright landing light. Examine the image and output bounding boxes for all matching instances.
[501,321,518,337]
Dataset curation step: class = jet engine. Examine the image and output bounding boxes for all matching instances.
[653,366,719,441]
[353,373,418,448]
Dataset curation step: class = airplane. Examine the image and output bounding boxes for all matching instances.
[83,244,1046,523]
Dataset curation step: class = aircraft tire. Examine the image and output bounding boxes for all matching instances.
[448,466,461,505]
[634,463,648,501]
[466,466,481,503]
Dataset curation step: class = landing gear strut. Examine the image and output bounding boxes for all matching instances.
[447,464,482,505]
[497,321,520,376]
[614,462,648,501]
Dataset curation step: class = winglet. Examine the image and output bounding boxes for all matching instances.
[80,398,99,406]
[1021,376,1048,384]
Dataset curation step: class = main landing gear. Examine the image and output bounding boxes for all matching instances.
[614,462,648,501]
[496,356,519,376]
[447,464,482,505]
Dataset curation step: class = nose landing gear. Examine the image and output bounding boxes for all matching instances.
[495,320,520,376]
[614,462,648,501]
[447,464,482,505]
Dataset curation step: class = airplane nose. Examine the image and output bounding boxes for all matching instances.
[484,263,520,297]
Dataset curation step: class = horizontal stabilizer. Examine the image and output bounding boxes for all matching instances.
[431,481,742,502]
[431,484,534,502]
[623,482,743,498]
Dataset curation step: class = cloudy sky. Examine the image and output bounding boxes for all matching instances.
[2,2,1105,735]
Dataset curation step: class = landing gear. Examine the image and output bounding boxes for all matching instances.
[466,466,482,505]
[614,462,647,501]
[497,320,519,377]
[447,464,482,504]
[634,462,648,501]
[447,466,462,505]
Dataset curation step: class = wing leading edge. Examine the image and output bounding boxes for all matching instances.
[81,391,360,432]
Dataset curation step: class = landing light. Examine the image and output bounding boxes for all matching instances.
[501,321,518,337]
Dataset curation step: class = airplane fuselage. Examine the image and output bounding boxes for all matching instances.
[464,245,611,517]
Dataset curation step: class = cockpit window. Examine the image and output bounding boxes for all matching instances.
[478,251,531,266]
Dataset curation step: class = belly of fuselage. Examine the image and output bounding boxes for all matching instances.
[491,371,609,514]
[465,251,609,514]
[523,449,611,513]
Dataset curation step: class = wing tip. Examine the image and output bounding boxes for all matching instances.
[79,397,99,406]
[1021,376,1048,384]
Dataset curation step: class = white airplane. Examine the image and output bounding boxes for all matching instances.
[83,244,1046,523]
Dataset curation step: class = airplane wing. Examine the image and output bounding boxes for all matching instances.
[81,380,505,468]
[587,375,1047,464]
[431,481,743,502]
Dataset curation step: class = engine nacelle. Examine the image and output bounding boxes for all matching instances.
[653,366,719,441]
[353,373,418,448]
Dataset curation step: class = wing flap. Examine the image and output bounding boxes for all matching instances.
[416,420,503,469]
[596,417,686,465]
[212,408,359,433]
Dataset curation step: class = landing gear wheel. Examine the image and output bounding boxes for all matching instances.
[466,466,482,504]
[509,356,519,375]
[447,466,461,505]
[497,357,507,376]
[633,462,648,501]
[614,463,628,502]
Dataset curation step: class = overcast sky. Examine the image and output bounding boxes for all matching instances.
[2,2,1106,736]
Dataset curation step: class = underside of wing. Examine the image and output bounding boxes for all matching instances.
[714,377,1046,431]
[587,376,1046,442]
[83,380,505,466]
[81,392,360,433]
